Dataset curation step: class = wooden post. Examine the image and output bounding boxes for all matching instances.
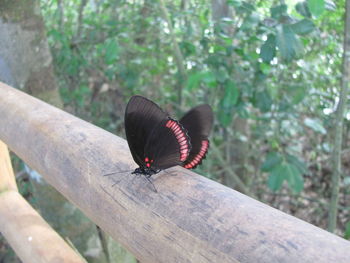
[0,140,86,263]
[0,141,18,192]
[0,82,350,263]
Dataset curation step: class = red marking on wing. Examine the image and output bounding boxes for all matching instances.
[166,119,190,161]
[184,140,209,169]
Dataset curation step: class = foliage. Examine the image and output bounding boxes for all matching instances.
[39,0,349,236]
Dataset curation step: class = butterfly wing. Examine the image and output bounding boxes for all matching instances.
[125,95,168,167]
[144,118,191,169]
[180,104,213,169]
[125,95,191,170]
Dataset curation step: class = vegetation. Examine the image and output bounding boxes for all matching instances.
[1,0,350,261]
[38,0,349,233]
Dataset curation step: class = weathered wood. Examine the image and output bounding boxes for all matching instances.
[0,140,17,192]
[0,191,86,263]
[0,82,349,263]
[0,139,85,263]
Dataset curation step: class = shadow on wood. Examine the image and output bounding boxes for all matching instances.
[0,82,349,263]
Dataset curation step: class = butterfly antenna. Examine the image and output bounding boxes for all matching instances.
[102,170,132,177]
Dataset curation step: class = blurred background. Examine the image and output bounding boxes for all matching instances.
[0,0,349,262]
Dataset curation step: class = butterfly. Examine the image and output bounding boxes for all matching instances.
[125,95,213,177]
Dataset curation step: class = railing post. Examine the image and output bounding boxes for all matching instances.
[0,140,86,263]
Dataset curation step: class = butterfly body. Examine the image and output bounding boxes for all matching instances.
[132,167,160,177]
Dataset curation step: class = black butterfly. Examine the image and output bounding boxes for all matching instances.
[125,95,213,177]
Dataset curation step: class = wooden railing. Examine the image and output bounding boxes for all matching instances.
[0,82,350,263]
[0,140,85,262]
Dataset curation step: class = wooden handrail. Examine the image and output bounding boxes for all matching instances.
[0,82,349,263]
[0,141,85,263]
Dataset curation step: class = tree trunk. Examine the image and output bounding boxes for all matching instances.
[328,0,350,232]
[0,1,118,262]
[0,1,62,107]
[158,0,186,107]
[211,0,249,191]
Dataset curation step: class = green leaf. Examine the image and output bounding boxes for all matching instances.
[222,81,239,107]
[286,154,307,174]
[285,163,304,193]
[325,0,336,11]
[267,161,304,193]
[276,24,303,62]
[270,4,288,19]
[201,71,216,84]
[295,1,312,18]
[287,85,306,105]
[237,2,255,13]
[240,12,260,31]
[345,222,350,240]
[215,67,229,83]
[308,0,325,17]
[105,39,119,65]
[186,72,202,91]
[180,41,196,57]
[261,152,283,172]
[260,34,276,63]
[218,81,239,126]
[291,19,315,35]
[254,90,272,112]
[227,0,242,7]
[304,118,327,134]
[186,71,216,91]
[268,164,287,191]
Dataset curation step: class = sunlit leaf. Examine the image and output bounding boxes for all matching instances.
[276,24,303,62]
[260,34,276,63]
[308,0,325,17]
[304,118,327,134]
[325,0,336,11]
[291,19,315,35]
[295,1,312,18]
[270,4,287,19]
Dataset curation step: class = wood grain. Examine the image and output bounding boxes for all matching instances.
[0,82,350,263]
[0,191,86,263]
[0,138,85,262]
[0,140,17,192]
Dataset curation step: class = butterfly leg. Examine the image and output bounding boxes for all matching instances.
[144,175,158,193]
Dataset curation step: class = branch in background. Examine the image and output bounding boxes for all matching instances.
[96,226,110,263]
[308,148,350,167]
[76,0,88,41]
[57,0,64,32]
[328,0,350,232]
[158,0,186,107]
[210,143,254,197]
